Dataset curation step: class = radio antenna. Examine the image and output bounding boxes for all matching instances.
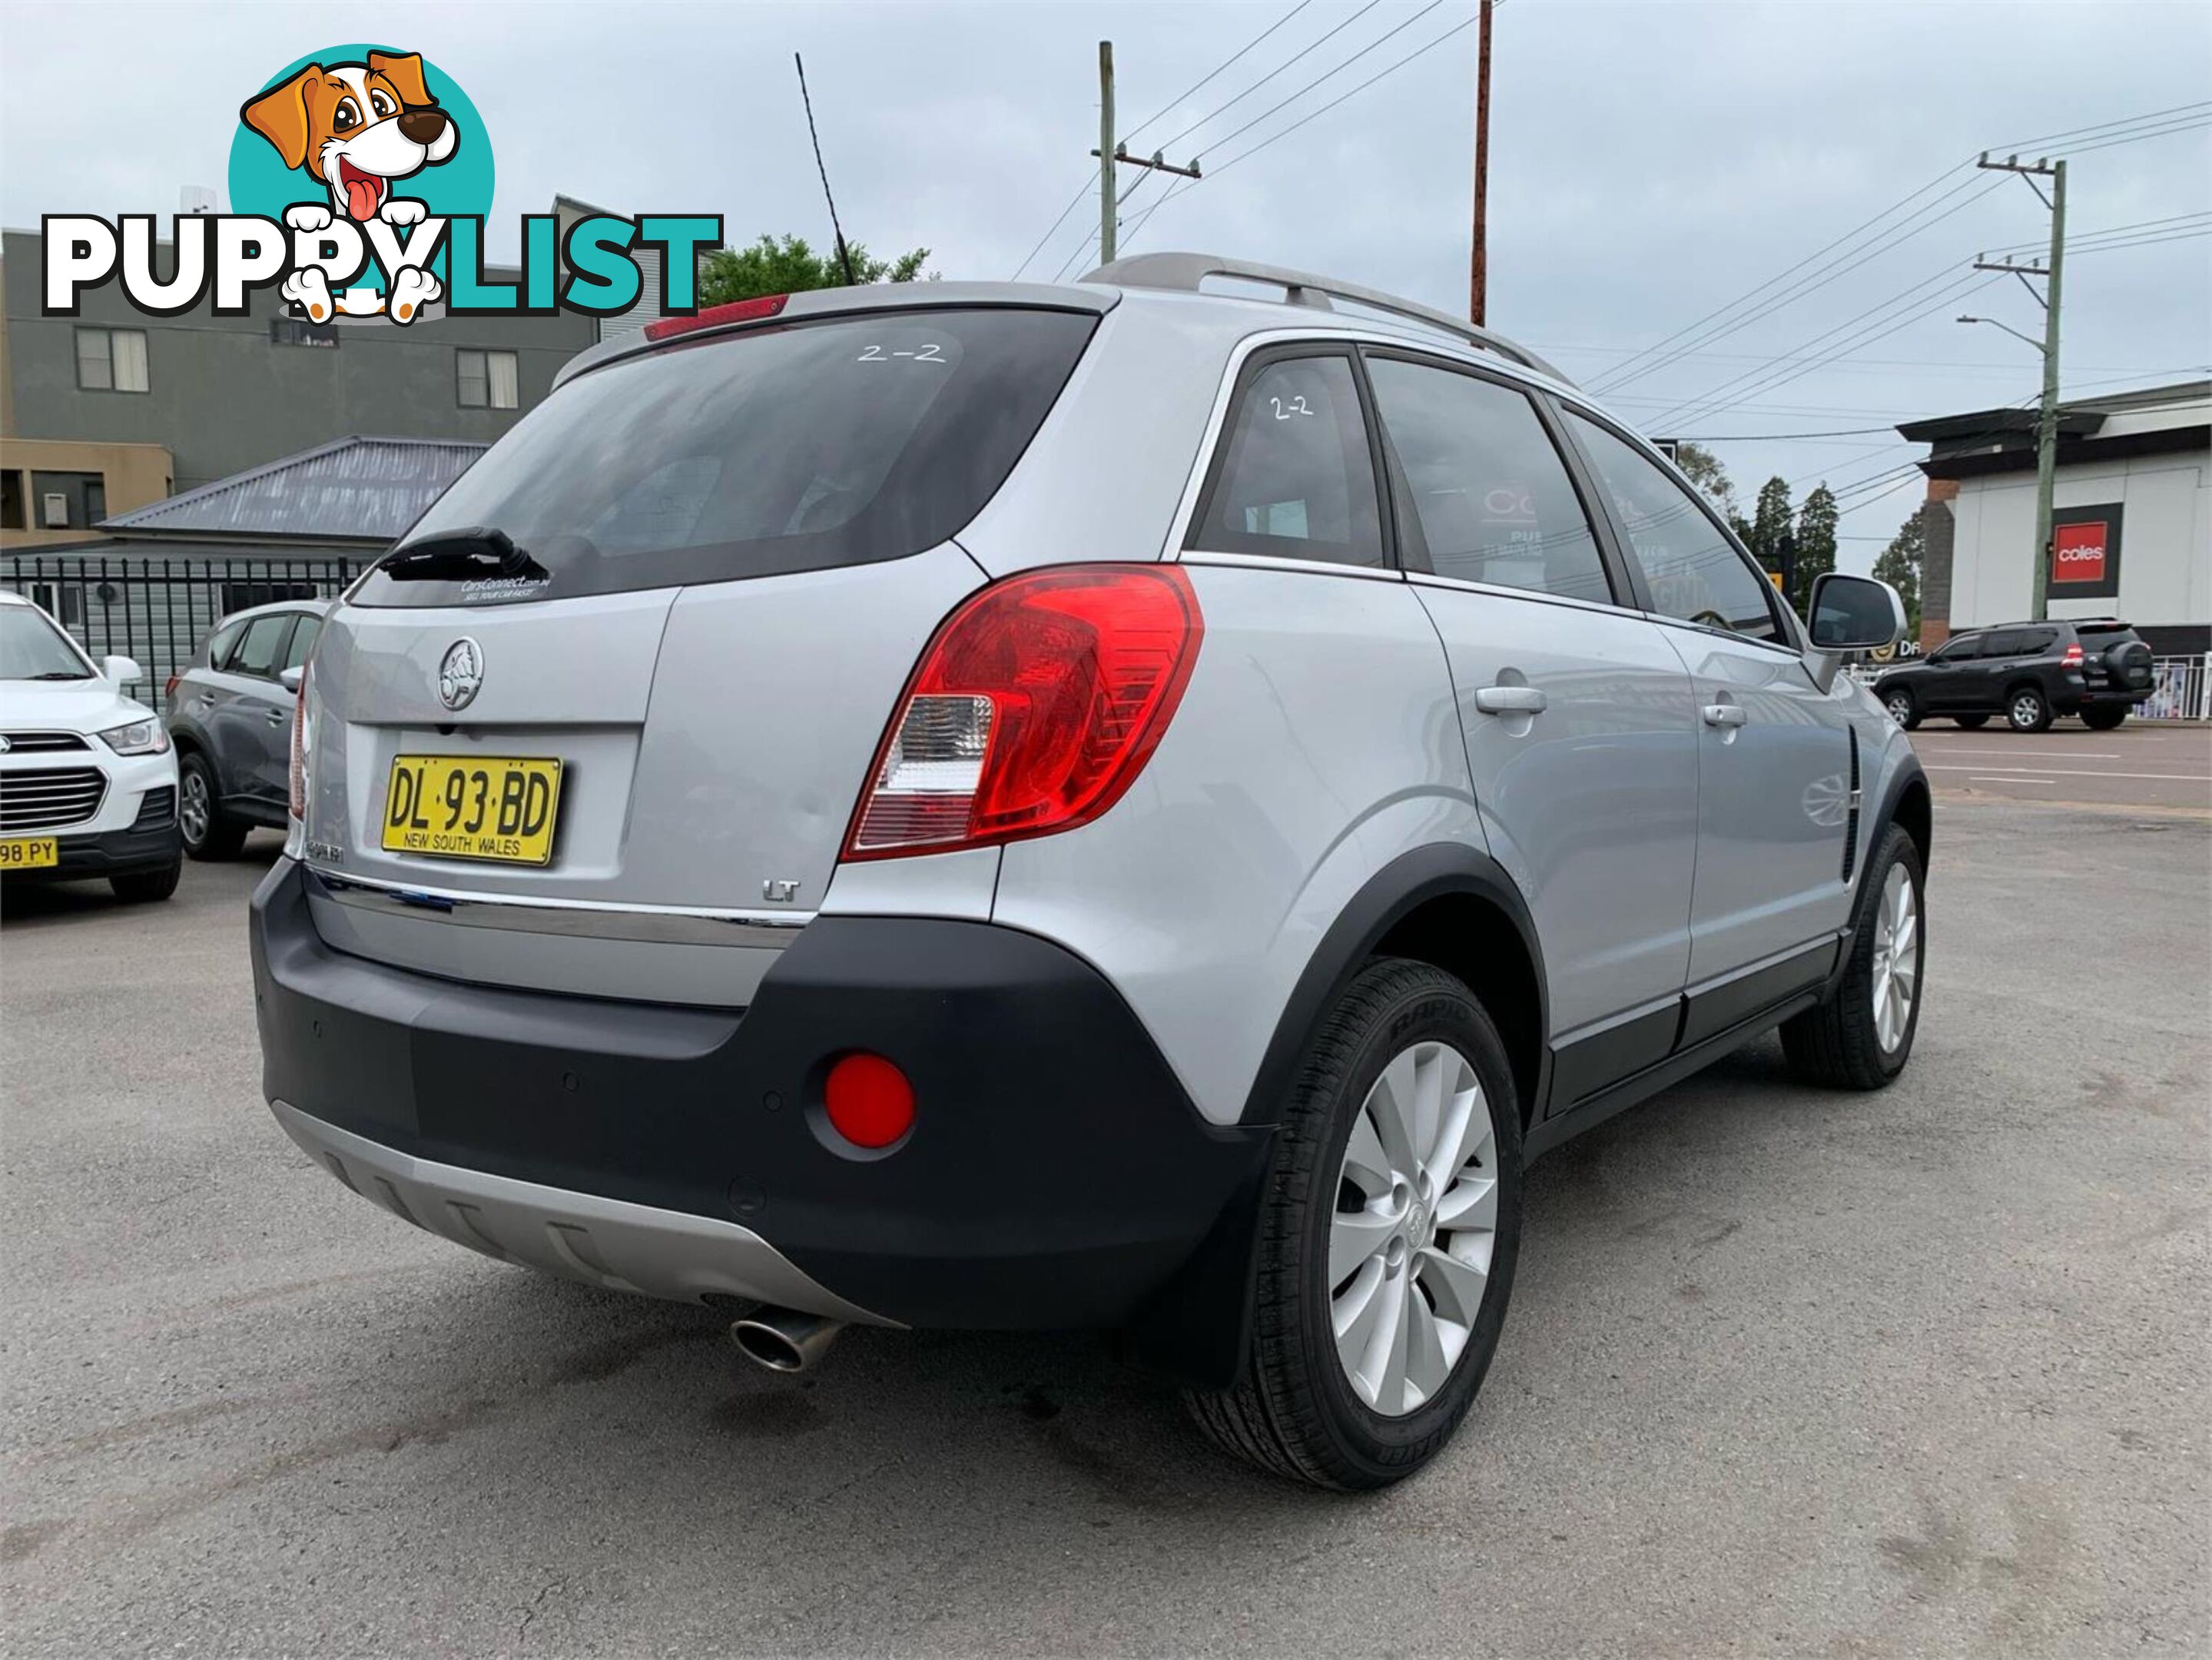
[794,53,857,287]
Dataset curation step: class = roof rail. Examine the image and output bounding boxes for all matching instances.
[1082,251,1574,387]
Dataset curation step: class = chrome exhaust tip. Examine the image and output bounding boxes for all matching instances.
[730,1307,844,1374]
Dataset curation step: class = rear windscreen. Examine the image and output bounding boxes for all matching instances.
[350,307,1097,606]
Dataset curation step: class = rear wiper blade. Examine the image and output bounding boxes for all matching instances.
[379,526,549,583]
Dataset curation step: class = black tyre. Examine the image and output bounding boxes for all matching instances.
[177,752,246,860]
[2005,685,2054,732]
[1882,688,1920,730]
[1952,714,1989,729]
[2081,706,2127,732]
[1782,823,1925,1090]
[1185,958,1523,1490]
[110,861,181,903]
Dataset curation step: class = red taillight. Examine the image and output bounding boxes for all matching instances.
[287,662,309,821]
[642,294,788,342]
[843,566,1203,860]
[822,1053,914,1150]
[2061,642,2084,668]
[163,673,179,699]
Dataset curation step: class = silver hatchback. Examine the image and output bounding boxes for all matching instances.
[250,254,1926,1489]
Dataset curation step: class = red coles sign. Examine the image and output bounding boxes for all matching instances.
[2052,521,2108,585]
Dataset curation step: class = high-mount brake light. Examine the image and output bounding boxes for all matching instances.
[642,294,789,343]
[844,566,1203,860]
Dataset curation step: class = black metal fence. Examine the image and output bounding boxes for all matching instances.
[2,551,361,712]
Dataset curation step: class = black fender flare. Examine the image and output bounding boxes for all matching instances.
[1237,841,1548,1127]
[1826,752,1930,999]
[1125,842,1546,1389]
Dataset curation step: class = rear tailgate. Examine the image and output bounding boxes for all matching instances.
[302,304,1099,1001]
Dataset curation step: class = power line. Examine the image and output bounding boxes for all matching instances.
[1587,164,1971,393]
[1993,98,2212,153]
[1010,180,1093,281]
[1124,0,1316,143]
[1649,267,2000,430]
[1591,174,2008,394]
[1592,102,2212,398]
[1189,0,1448,161]
[1011,1,1316,281]
[1122,13,1478,255]
[1154,0,1385,151]
[1660,275,2005,433]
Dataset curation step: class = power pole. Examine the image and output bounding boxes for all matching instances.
[1972,152,2067,622]
[1469,0,1494,324]
[1089,42,1201,269]
[1098,42,1116,267]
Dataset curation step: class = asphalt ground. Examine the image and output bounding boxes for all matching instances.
[2,805,2207,1657]
[1909,720,2210,813]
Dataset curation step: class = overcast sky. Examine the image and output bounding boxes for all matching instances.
[4,0,2207,568]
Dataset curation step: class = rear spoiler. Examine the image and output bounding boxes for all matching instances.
[553,281,1119,393]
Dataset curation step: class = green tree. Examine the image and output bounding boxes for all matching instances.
[1742,475,1795,580]
[1791,483,1839,616]
[1872,509,1924,632]
[699,234,933,306]
[1673,442,1739,519]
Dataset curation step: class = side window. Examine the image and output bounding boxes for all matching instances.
[1366,357,1612,604]
[227,614,295,680]
[1980,631,2021,658]
[204,619,246,669]
[280,615,322,672]
[1189,354,1384,567]
[1567,414,1783,644]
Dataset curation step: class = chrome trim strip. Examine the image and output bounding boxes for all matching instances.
[1180,549,1405,583]
[305,865,811,948]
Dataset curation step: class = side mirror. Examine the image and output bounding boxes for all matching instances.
[101,654,143,686]
[279,666,305,694]
[1807,573,1906,652]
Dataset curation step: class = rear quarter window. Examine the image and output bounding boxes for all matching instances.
[352,307,1098,606]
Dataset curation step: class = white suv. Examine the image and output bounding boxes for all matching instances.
[250,255,1927,1488]
[0,589,181,901]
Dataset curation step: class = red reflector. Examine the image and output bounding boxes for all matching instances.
[642,294,788,342]
[844,565,1203,859]
[823,1053,914,1150]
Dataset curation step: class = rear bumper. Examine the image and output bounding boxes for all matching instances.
[1,821,181,882]
[250,858,1269,1343]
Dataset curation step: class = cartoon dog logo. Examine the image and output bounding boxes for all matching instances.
[240,50,456,322]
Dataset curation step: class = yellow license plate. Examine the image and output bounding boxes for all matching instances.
[381,755,563,866]
[0,836,59,870]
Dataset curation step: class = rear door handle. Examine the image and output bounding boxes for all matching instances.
[265,707,290,727]
[1473,686,1547,715]
[1702,702,1747,729]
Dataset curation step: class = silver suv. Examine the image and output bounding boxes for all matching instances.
[250,255,1927,1489]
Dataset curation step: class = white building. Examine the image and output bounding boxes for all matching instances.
[1900,379,2209,656]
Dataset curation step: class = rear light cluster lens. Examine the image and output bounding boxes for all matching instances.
[2061,642,2084,668]
[844,566,1203,859]
[287,662,310,821]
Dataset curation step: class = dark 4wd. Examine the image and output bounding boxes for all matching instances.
[1874,618,2156,733]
